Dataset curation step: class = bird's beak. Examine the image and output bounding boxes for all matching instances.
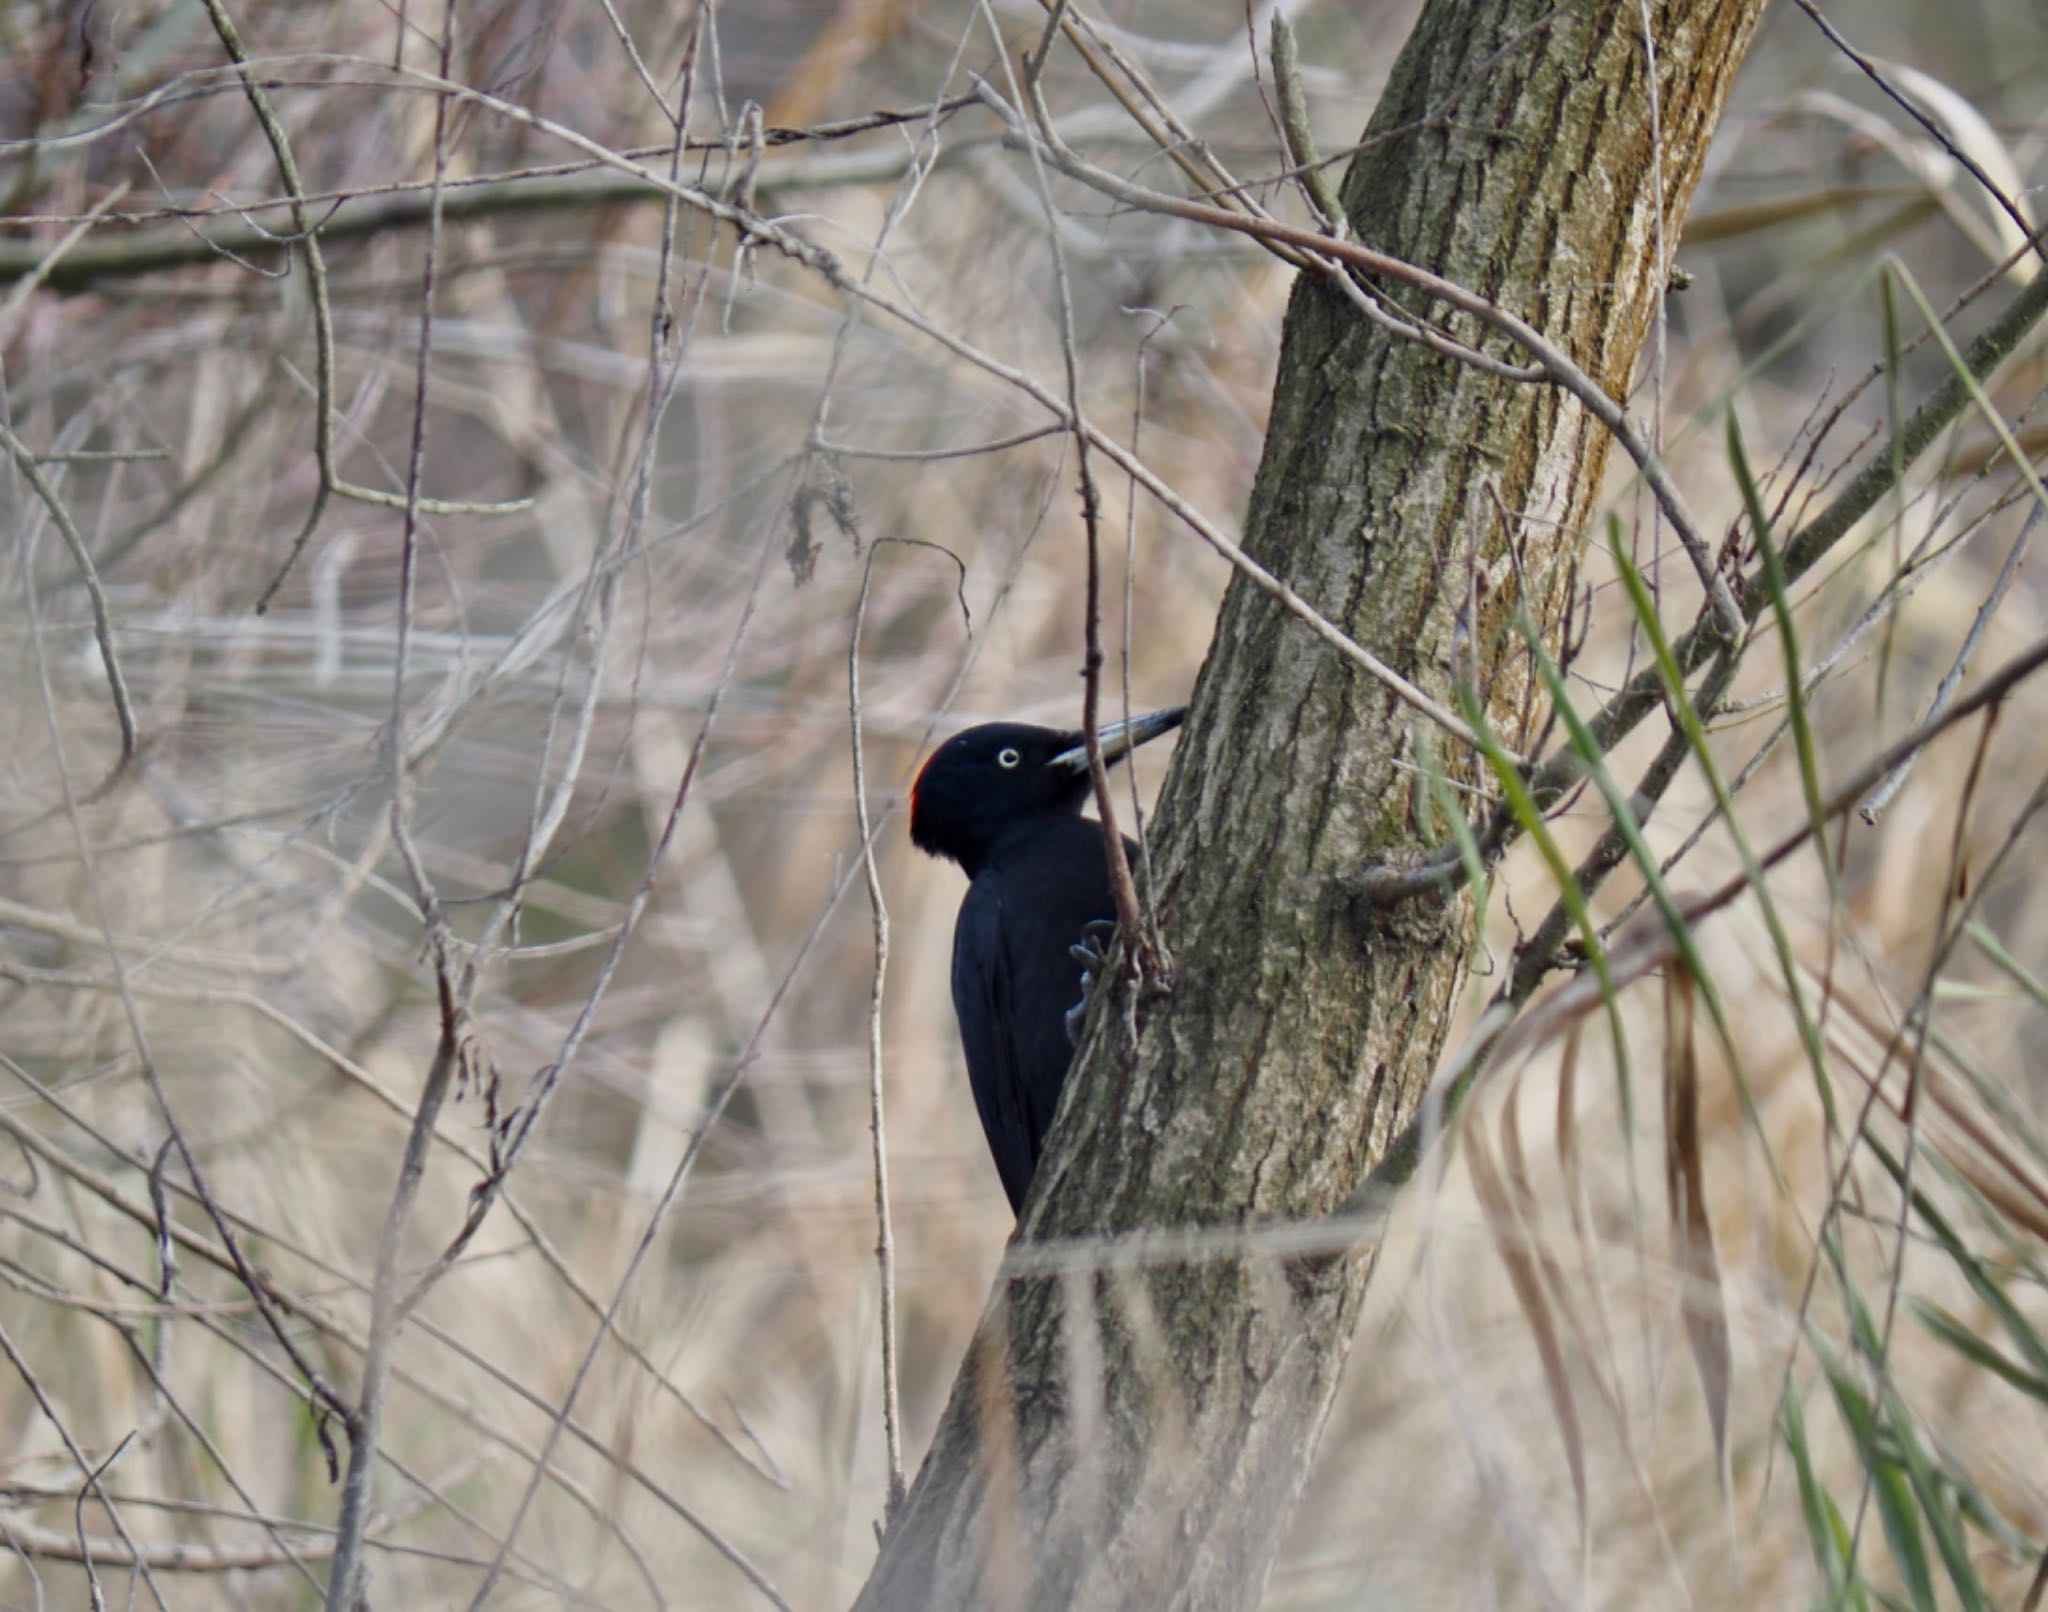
[1049,706,1186,775]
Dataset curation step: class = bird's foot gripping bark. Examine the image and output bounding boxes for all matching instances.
[1063,918,1120,1047]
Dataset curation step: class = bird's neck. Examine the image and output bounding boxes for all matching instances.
[962,811,1093,880]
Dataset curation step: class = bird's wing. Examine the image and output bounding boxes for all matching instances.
[952,878,1037,1212]
[998,823,1128,1182]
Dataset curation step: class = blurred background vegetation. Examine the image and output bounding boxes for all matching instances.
[1,0,2045,1607]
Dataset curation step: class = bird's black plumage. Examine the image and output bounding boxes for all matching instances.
[910,709,1183,1212]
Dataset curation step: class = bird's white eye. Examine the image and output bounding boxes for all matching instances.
[997,747,1022,769]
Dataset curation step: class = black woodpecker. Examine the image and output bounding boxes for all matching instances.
[909,707,1184,1213]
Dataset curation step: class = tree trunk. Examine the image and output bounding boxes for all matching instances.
[858,1,1763,1606]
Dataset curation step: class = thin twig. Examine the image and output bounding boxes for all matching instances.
[1338,622,2048,1230]
[462,31,985,1595]
[975,78,1745,641]
[196,0,342,609]
[1367,255,2048,907]
[1860,501,2042,820]
[0,180,130,333]
[0,104,987,291]
[8,355,353,1506]
[326,10,463,1602]
[847,541,964,1525]
[987,4,1158,979]
[0,1062,727,1601]
[452,510,795,1612]
[1794,0,2047,270]
[0,423,139,774]
[0,1321,164,1612]
[195,6,531,612]
[288,59,1501,759]
[1123,310,1175,961]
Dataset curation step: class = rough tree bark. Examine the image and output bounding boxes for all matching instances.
[858,1,1765,1606]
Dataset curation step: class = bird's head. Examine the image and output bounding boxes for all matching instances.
[909,707,1185,873]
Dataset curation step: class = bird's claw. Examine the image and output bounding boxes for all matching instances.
[1064,920,1119,1048]
[1069,918,1117,972]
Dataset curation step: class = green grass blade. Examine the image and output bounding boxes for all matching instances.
[1605,518,1841,1128]
[1908,1299,2048,1408]
[1886,259,2048,516]
[1513,612,1794,1211]
[1784,1378,1871,1612]
[1813,1329,1938,1612]
[1727,409,1839,908]
[1867,1135,2048,1381]
[1455,682,1633,1110]
[1415,730,1491,964]
[1968,921,2048,1017]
